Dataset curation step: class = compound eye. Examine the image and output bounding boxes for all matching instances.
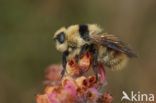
[56,32,65,44]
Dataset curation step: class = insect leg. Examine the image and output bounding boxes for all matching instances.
[76,44,88,63]
[93,49,98,82]
[61,51,68,78]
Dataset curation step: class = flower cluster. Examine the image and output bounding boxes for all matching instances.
[36,51,113,103]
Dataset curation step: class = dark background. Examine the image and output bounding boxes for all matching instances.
[0,0,156,103]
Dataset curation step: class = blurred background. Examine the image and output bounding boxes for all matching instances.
[0,0,156,103]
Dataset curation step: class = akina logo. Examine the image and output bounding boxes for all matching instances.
[121,91,154,102]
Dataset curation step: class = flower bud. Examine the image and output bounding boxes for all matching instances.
[76,76,89,90]
[100,93,113,103]
[97,63,106,83]
[36,94,51,103]
[43,64,62,86]
[44,86,55,94]
[78,51,91,73]
[45,64,62,81]
[62,76,77,88]
[66,59,80,76]
[86,88,99,102]
[88,74,101,88]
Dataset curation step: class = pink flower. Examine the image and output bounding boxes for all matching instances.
[64,82,77,99]
[47,93,56,103]
[45,65,62,81]
[36,51,113,103]
[43,65,62,86]
[97,63,106,83]
[46,86,75,103]
[88,88,99,96]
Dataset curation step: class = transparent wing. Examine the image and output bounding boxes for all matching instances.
[90,32,138,57]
